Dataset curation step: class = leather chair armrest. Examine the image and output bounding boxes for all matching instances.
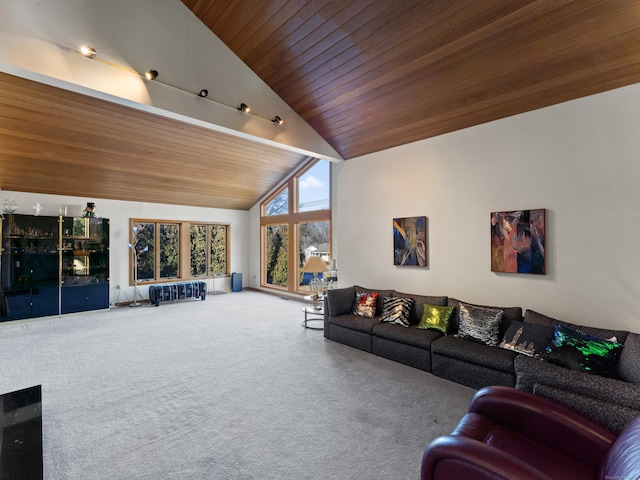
[468,386,615,468]
[421,436,553,480]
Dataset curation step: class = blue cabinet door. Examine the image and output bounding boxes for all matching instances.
[86,283,109,311]
[61,286,86,314]
[31,287,59,317]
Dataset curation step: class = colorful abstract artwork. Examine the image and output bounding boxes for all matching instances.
[491,209,545,274]
[393,216,427,266]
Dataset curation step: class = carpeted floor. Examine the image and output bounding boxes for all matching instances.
[0,291,475,479]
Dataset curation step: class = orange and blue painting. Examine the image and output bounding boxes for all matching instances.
[393,216,427,266]
[491,209,545,274]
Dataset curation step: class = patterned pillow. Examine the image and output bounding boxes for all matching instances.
[455,303,504,347]
[379,296,413,327]
[417,304,454,334]
[353,290,378,318]
[541,324,624,377]
[499,320,555,356]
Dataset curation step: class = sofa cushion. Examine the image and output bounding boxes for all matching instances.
[541,324,624,377]
[417,304,454,334]
[392,291,448,324]
[353,286,394,316]
[379,296,413,327]
[499,320,555,357]
[618,333,640,384]
[328,313,379,334]
[353,290,378,318]
[326,286,356,316]
[431,335,517,373]
[448,298,522,335]
[372,322,442,349]
[455,303,503,347]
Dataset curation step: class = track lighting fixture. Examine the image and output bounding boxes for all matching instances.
[76,46,281,125]
[145,69,158,81]
[80,45,97,59]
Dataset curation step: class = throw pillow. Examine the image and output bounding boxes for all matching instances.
[499,320,555,356]
[353,290,378,318]
[379,296,413,327]
[541,324,624,377]
[455,303,504,347]
[417,304,455,334]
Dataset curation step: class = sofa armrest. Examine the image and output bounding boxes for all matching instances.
[514,355,640,411]
[468,386,615,468]
[421,435,553,480]
[532,383,640,434]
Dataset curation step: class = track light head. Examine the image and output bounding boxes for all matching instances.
[80,45,97,59]
[238,103,251,113]
[198,89,208,98]
[145,69,158,81]
[272,115,283,126]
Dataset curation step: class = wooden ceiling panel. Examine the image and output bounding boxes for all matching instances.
[183,0,640,160]
[0,72,307,210]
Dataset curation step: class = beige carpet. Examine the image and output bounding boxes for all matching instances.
[0,291,475,479]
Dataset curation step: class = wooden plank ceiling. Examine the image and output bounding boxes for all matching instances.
[184,0,640,160]
[0,72,307,210]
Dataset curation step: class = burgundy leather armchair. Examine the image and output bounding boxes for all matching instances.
[421,386,640,480]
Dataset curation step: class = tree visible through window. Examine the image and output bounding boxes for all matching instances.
[160,223,179,278]
[265,188,288,216]
[210,225,227,275]
[265,224,288,287]
[190,225,207,276]
[134,222,155,281]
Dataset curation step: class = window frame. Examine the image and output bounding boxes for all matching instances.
[129,218,230,286]
[260,159,331,294]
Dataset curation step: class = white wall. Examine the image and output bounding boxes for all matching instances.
[1,190,249,304]
[332,83,640,333]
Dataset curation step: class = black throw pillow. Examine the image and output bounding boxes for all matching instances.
[499,320,555,357]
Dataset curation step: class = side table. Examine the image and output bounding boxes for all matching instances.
[302,306,324,329]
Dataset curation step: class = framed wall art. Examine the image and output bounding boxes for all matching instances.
[393,216,427,266]
[491,209,545,274]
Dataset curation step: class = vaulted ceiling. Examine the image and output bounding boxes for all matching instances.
[2,1,639,210]
[183,0,640,160]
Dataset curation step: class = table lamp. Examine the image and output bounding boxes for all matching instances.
[302,256,329,309]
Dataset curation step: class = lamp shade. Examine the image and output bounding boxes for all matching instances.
[302,256,329,273]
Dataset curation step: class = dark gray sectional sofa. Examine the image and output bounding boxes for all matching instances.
[323,285,640,433]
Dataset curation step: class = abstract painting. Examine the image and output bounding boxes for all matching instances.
[393,216,427,266]
[491,209,545,274]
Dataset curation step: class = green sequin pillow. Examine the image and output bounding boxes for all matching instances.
[541,324,624,377]
[417,304,454,334]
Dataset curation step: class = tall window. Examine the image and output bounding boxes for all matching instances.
[210,225,227,275]
[159,223,179,279]
[265,224,288,287]
[261,159,331,294]
[134,222,156,281]
[131,220,229,285]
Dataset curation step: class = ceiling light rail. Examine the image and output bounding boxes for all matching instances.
[78,45,283,126]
